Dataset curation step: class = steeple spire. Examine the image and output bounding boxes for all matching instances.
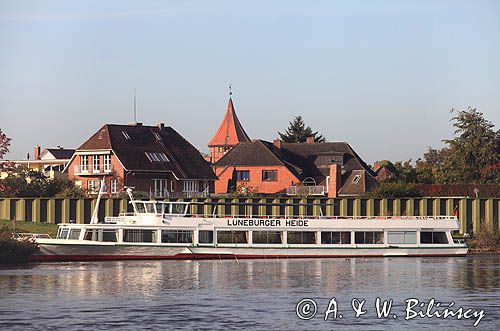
[208,91,251,163]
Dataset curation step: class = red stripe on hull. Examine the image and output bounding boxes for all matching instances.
[31,253,467,262]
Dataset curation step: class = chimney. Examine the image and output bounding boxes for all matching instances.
[306,136,314,144]
[373,161,381,172]
[327,163,342,198]
[157,122,165,130]
[273,139,282,149]
[127,122,143,126]
[34,145,41,160]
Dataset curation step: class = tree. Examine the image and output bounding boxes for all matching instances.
[439,107,499,183]
[278,116,326,143]
[0,128,11,159]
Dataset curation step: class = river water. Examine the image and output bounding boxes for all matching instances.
[0,256,499,330]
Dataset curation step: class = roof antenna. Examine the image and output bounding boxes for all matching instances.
[229,84,232,97]
[133,88,137,122]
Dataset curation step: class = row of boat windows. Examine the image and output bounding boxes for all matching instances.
[57,229,449,245]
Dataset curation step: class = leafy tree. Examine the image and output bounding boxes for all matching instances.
[415,148,447,184]
[439,107,499,183]
[0,168,85,198]
[278,115,326,143]
[0,128,11,159]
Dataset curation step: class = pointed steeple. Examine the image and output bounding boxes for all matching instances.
[208,94,250,163]
[208,97,250,147]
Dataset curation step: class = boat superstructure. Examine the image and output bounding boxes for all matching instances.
[34,188,468,261]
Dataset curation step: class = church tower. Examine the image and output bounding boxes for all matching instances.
[208,94,250,163]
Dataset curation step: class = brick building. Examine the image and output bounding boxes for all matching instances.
[213,138,377,197]
[65,122,216,197]
[208,96,250,163]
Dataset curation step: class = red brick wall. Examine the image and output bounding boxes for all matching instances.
[67,153,126,197]
[214,165,299,194]
[68,152,214,196]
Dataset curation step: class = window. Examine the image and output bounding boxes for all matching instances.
[58,228,69,239]
[183,180,199,193]
[153,179,168,197]
[321,231,351,244]
[80,155,88,172]
[93,155,100,173]
[262,170,278,181]
[153,132,162,141]
[123,230,156,243]
[88,180,101,193]
[252,231,282,244]
[199,230,214,244]
[352,174,361,184]
[287,231,316,244]
[68,229,81,240]
[145,152,160,162]
[388,231,417,244]
[218,147,224,153]
[104,154,111,172]
[235,170,250,181]
[83,229,117,242]
[122,131,130,139]
[102,230,118,242]
[161,230,193,244]
[355,231,384,244]
[145,152,169,163]
[157,153,169,162]
[84,229,97,241]
[111,179,118,194]
[217,231,248,244]
[420,231,448,244]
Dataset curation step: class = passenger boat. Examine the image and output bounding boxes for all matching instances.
[34,188,468,261]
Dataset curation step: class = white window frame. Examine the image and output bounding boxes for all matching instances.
[81,155,88,173]
[104,154,111,172]
[111,178,118,194]
[87,179,98,193]
[183,180,199,193]
[153,179,168,198]
[92,155,100,173]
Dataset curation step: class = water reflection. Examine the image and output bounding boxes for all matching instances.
[0,256,499,330]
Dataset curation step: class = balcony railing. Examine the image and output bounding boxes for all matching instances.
[286,185,326,196]
[74,164,113,175]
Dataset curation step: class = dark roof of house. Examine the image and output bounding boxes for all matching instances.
[214,139,376,186]
[280,142,376,177]
[77,124,216,180]
[338,170,377,196]
[44,148,75,159]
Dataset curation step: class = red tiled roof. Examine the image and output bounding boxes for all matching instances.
[208,98,250,147]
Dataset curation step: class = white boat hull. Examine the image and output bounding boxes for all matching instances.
[34,242,468,261]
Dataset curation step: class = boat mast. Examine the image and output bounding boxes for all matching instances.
[91,177,106,224]
[126,187,138,214]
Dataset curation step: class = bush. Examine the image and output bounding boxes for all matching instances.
[232,184,259,197]
[367,182,423,198]
[473,225,500,250]
[0,226,39,264]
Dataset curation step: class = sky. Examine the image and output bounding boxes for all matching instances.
[1,0,499,164]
